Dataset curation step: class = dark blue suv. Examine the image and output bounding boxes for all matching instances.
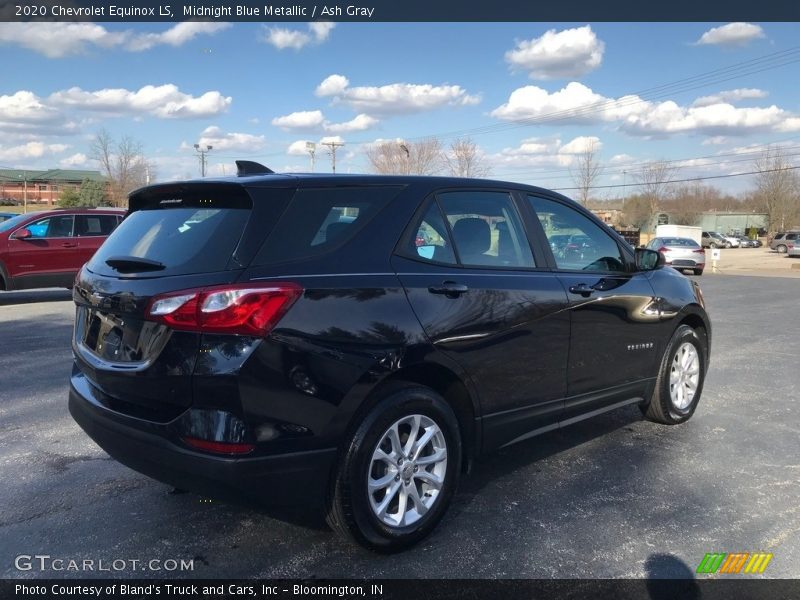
[69,164,711,552]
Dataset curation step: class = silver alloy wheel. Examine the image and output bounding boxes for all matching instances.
[367,414,448,528]
[669,342,700,410]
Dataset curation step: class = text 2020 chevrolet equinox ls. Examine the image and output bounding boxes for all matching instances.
[69,163,711,552]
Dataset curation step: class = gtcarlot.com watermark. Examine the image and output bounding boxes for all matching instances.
[14,554,194,573]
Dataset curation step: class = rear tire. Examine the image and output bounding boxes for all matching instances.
[693,269,703,276]
[642,325,706,425]
[326,383,461,553]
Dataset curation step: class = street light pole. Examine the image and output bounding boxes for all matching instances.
[305,142,316,172]
[193,144,213,177]
[321,140,344,173]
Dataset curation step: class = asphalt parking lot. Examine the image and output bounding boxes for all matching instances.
[1,275,798,579]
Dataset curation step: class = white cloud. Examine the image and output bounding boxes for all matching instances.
[191,126,266,152]
[315,74,480,115]
[324,114,379,133]
[59,153,89,168]
[262,22,335,50]
[271,110,325,130]
[0,91,60,123]
[692,88,768,107]
[491,81,800,137]
[0,22,230,58]
[320,135,345,145]
[505,25,605,80]
[702,136,729,145]
[287,140,313,156]
[487,136,598,170]
[48,84,232,119]
[273,109,379,133]
[125,23,231,52]
[559,136,602,154]
[696,23,765,47]
[0,142,69,162]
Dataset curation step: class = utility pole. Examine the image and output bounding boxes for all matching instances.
[306,142,316,172]
[193,144,213,177]
[321,140,344,173]
[399,143,410,175]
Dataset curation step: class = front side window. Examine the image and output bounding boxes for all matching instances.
[529,196,625,272]
[437,191,535,268]
[24,215,74,238]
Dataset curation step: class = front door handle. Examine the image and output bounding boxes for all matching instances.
[61,242,78,248]
[428,281,469,298]
[568,283,596,297]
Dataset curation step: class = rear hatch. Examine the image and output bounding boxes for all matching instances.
[72,180,295,420]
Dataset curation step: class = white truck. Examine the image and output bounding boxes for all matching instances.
[655,224,702,245]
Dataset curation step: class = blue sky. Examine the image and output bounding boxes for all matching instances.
[1,21,799,196]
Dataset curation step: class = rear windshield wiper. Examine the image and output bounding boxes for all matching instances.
[105,256,166,273]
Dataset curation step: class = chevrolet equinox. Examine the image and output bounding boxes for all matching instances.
[69,163,711,552]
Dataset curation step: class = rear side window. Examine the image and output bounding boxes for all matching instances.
[89,207,250,276]
[438,191,535,268]
[254,186,401,265]
[75,214,119,236]
[407,202,457,265]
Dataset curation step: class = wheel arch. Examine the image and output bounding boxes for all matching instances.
[346,361,480,470]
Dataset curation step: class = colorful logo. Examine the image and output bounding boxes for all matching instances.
[696,552,773,574]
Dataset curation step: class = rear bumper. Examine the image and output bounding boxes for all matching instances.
[68,371,337,509]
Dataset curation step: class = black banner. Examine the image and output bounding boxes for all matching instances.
[2,580,800,600]
[3,0,800,22]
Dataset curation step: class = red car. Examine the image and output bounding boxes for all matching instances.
[0,208,125,291]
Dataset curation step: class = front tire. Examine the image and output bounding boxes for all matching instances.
[326,383,462,552]
[642,325,706,425]
[777,244,788,254]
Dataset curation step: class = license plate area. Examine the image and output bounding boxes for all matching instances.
[76,306,170,366]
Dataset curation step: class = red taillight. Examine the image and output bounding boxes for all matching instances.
[694,248,705,254]
[182,437,255,455]
[146,283,302,336]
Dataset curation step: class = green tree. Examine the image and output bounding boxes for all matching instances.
[57,187,80,208]
[57,179,108,208]
[78,179,108,206]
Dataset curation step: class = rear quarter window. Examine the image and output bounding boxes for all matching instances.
[253,186,402,265]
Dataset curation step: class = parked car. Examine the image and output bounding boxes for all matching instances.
[788,244,800,258]
[770,231,800,253]
[701,231,730,249]
[646,237,706,275]
[722,234,740,248]
[0,212,16,223]
[0,208,125,291]
[69,167,711,552]
[750,238,763,248]
[736,236,755,248]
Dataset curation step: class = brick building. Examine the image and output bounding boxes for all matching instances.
[0,169,107,206]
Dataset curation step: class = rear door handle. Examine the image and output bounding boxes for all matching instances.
[428,281,469,298]
[61,242,78,248]
[568,283,596,297]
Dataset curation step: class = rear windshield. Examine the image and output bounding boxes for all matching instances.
[663,238,698,247]
[253,186,402,265]
[88,207,249,277]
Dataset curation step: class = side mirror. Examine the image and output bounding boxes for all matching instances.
[13,228,32,240]
[635,247,665,271]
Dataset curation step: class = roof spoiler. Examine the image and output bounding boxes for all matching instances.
[236,160,274,176]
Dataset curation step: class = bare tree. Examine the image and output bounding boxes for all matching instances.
[444,138,491,178]
[90,129,153,207]
[365,138,444,176]
[631,160,676,231]
[570,140,602,206]
[753,146,800,232]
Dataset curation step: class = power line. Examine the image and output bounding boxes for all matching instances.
[550,164,800,192]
